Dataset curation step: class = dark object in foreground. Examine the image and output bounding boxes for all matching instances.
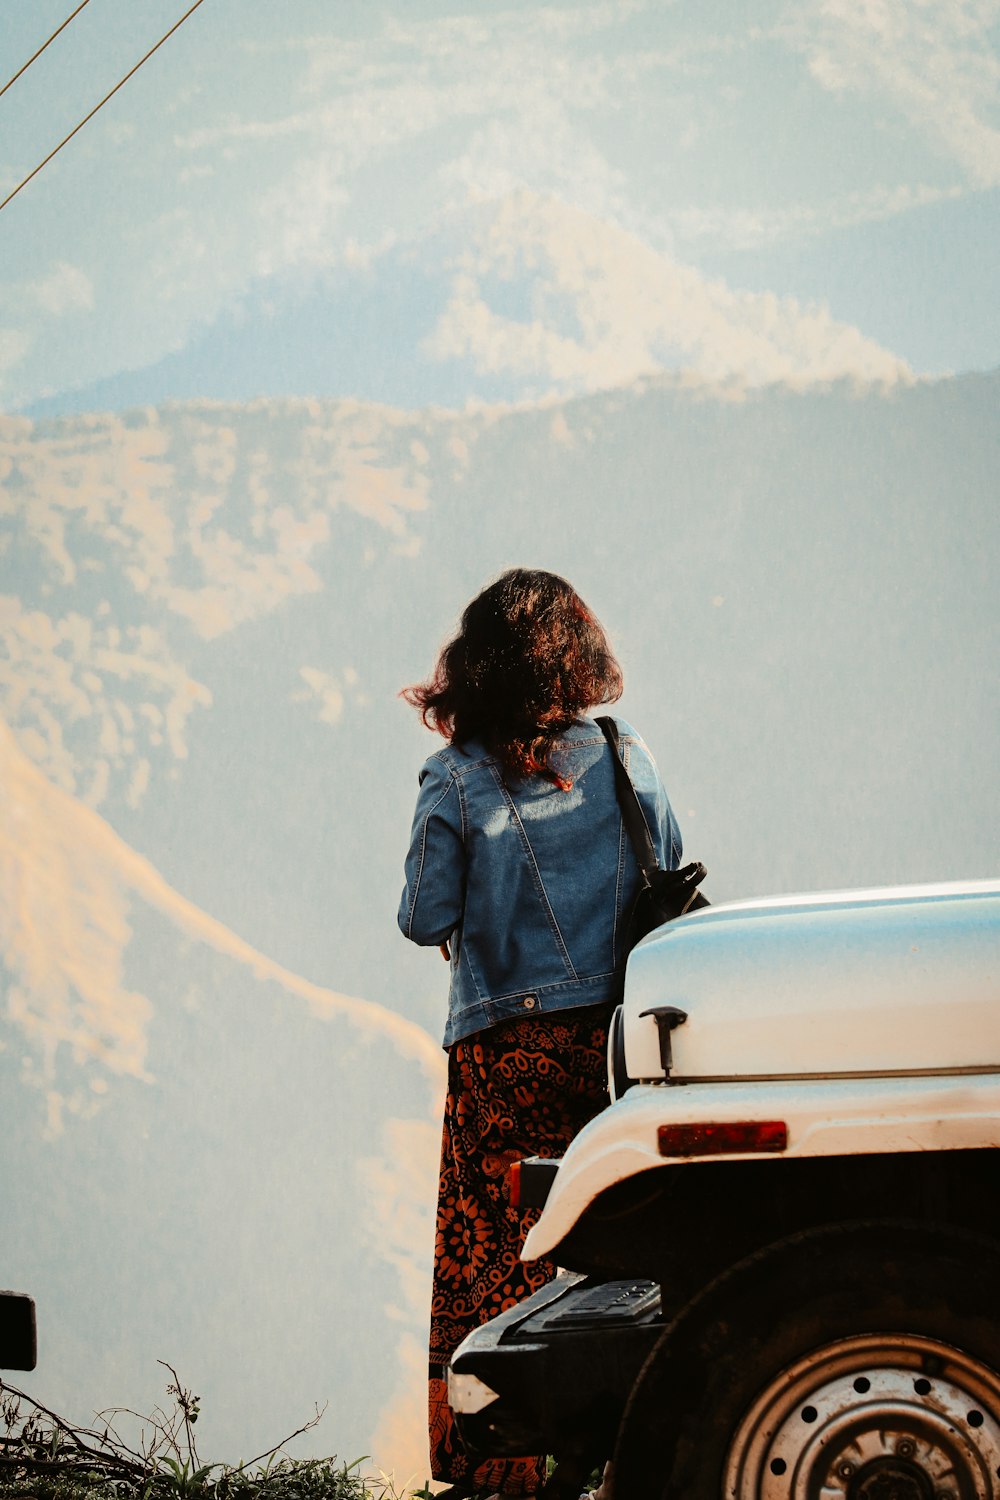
[0,1292,35,1371]
[450,1273,663,1495]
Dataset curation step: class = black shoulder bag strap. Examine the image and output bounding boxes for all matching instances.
[596,716,709,924]
[596,715,658,876]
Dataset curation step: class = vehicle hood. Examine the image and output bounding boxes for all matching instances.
[622,879,1000,1083]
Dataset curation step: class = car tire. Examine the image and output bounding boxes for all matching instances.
[611,1219,1000,1500]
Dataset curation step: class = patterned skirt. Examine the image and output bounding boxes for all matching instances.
[428,1003,613,1496]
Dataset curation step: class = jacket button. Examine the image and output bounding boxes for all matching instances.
[523,995,537,1009]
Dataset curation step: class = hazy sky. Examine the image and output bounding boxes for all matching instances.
[1,0,998,412]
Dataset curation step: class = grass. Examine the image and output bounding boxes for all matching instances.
[0,1368,437,1500]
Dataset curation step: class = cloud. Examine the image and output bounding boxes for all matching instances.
[255,157,352,271]
[27,262,95,317]
[167,0,995,330]
[295,667,344,724]
[0,269,92,399]
[292,665,368,725]
[0,267,91,394]
[176,110,318,151]
[422,191,912,392]
[787,0,1000,187]
[670,181,965,253]
[301,2,650,85]
[193,3,641,280]
[6,1,991,412]
[0,328,31,382]
[436,105,628,227]
[231,5,980,323]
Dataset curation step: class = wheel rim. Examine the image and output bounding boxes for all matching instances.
[723,1333,1000,1500]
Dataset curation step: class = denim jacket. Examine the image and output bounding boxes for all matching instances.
[398,716,682,1047]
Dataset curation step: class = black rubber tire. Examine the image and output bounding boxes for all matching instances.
[611,1219,1000,1500]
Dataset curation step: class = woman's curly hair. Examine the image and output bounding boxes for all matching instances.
[403,568,623,787]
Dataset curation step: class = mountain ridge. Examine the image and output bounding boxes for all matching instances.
[17,190,916,422]
[1,716,445,1133]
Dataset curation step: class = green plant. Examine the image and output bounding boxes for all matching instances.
[0,1370,404,1500]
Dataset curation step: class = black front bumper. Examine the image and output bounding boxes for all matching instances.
[449,1272,664,1462]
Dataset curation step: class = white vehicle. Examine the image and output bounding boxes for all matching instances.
[448,880,1000,1500]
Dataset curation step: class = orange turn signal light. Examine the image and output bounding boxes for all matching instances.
[657,1120,788,1158]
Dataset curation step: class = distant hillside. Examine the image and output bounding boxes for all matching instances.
[1,718,442,1474]
[2,367,997,1470]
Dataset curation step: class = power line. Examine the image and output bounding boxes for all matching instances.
[0,0,93,103]
[0,0,208,218]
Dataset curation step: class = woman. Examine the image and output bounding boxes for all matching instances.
[399,568,681,1498]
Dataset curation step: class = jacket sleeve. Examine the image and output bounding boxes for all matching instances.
[398,754,466,946]
[655,772,684,872]
[625,724,683,871]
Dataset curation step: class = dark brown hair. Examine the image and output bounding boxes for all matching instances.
[403,568,623,787]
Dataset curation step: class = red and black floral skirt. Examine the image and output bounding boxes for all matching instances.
[428,1003,613,1497]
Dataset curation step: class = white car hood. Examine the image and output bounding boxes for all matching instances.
[623,879,1000,1083]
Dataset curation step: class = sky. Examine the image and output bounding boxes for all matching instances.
[1,0,999,415]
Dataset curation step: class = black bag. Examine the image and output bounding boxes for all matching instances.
[597,716,709,961]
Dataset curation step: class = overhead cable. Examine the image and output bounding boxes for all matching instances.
[0,0,93,103]
[0,0,208,217]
